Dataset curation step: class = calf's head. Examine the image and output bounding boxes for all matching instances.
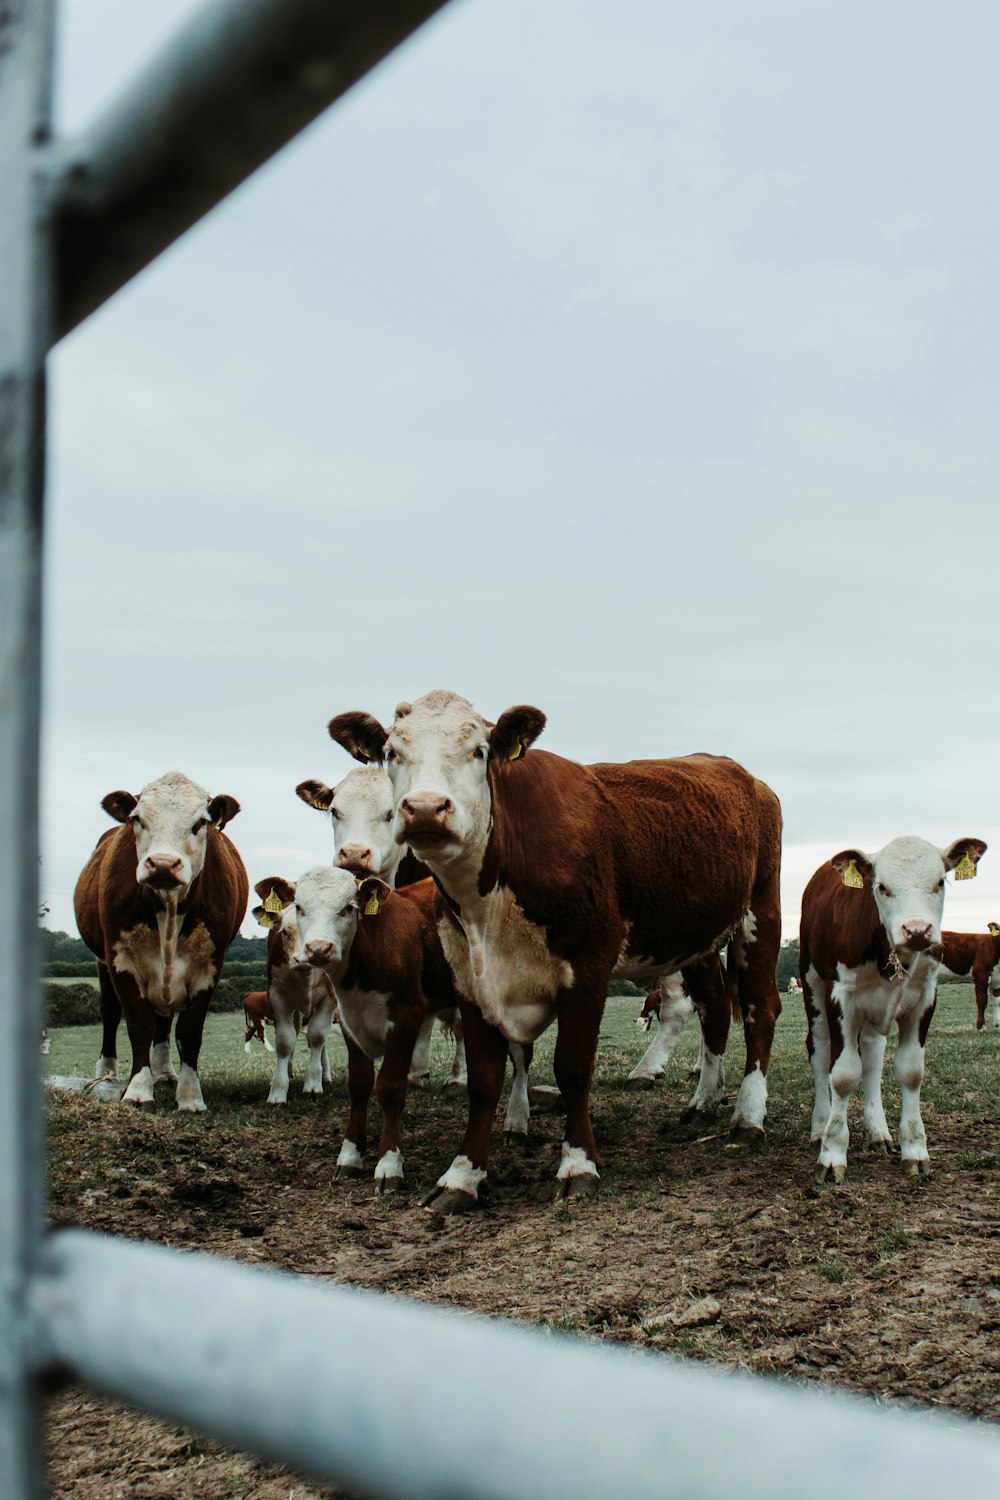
[102,771,240,897]
[296,767,399,879]
[254,868,390,971]
[328,690,545,865]
[831,835,987,955]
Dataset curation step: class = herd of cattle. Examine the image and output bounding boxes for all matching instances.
[71,688,996,1209]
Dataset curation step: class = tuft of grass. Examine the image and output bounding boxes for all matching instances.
[876,1224,912,1259]
[816,1256,849,1284]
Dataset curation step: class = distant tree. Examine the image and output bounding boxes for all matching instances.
[776,938,800,990]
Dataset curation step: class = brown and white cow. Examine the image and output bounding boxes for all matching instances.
[253,883,339,1102]
[243,990,275,1053]
[626,960,731,1110]
[328,690,783,1212]
[800,834,987,1181]
[258,866,459,1189]
[939,926,1000,1031]
[74,771,248,1111]
[296,769,533,1127]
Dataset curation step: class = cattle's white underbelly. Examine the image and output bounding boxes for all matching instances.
[832,957,938,1034]
[112,920,217,1014]
[335,986,392,1060]
[438,887,572,1045]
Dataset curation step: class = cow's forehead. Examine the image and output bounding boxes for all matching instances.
[873,836,945,884]
[390,690,488,749]
[137,771,210,820]
[296,867,358,907]
[335,766,392,810]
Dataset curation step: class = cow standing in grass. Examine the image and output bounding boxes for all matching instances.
[328,690,783,1212]
[800,835,987,1181]
[939,925,1000,1031]
[74,771,248,1111]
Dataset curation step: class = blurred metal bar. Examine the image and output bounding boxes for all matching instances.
[34,1229,1000,1500]
[50,0,453,341]
[0,2,55,1495]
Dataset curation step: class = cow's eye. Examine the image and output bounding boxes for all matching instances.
[877,883,891,897]
[191,817,208,834]
[341,905,355,918]
[330,807,341,820]
[295,904,303,916]
[385,746,397,764]
[472,745,486,761]
[384,811,393,823]
[935,878,945,892]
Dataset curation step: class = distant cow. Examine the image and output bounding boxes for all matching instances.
[253,886,339,1103]
[786,976,802,996]
[328,690,782,1212]
[800,834,986,1181]
[257,867,460,1190]
[243,990,275,1052]
[939,926,1000,1031]
[74,771,248,1111]
[297,767,532,1131]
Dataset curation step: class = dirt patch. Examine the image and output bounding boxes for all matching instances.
[44,1046,1000,1497]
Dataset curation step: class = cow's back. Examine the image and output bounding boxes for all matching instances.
[74,826,130,958]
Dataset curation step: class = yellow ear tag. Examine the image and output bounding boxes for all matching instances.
[357,746,372,761]
[989,923,1000,936]
[263,889,284,916]
[364,890,381,917]
[211,818,223,831]
[256,911,275,930]
[507,741,524,762]
[841,860,864,889]
[954,852,977,881]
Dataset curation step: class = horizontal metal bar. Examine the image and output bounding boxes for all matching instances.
[49,0,453,341]
[34,1229,1000,1500]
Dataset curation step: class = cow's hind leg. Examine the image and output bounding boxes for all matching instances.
[373,1014,422,1193]
[681,958,729,1120]
[334,1035,375,1179]
[859,1023,892,1150]
[502,1042,533,1140]
[552,978,606,1202]
[95,963,121,1080]
[407,1013,434,1087]
[802,963,832,1144]
[895,1001,933,1177]
[423,1001,508,1215]
[150,1013,178,1085]
[730,906,782,1143]
[625,973,693,1090]
[174,997,210,1113]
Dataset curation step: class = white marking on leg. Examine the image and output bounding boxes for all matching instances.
[503,1043,530,1135]
[175,1062,207,1113]
[243,1040,252,1054]
[685,1045,726,1114]
[122,1066,154,1105]
[805,965,832,1142]
[445,1026,468,1088]
[556,1143,600,1180]
[267,1014,298,1105]
[374,1148,404,1183]
[894,1012,929,1167]
[628,974,692,1081]
[150,1041,177,1084]
[408,1015,434,1085]
[336,1139,363,1171]
[95,1055,118,1080]
[730,1061,768,1133]
[436,1154,487,1197]
[818,1032,862,1174]
[859,1024,891,1144]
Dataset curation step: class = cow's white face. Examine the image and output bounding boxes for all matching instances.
[102,771,236,896]
[297,768,398,878]
[832,835,987,954]
[281,867,365,970]
[385,692,494,863]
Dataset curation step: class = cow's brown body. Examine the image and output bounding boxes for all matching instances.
[243,989,275,1050]
[75,818,247,1110]
[940,930,1000,1030]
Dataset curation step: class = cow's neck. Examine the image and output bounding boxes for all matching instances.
[152,890,184,1011]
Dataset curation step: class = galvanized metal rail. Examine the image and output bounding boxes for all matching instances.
[4,0,1000,1496]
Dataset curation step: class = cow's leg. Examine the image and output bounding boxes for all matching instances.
[895,1000,934,1177]
[334,1035,375,1180]
[319,1035,329,1076]
[407,1013,434,1087]
[993,984,1000,1033]
[730,878,782,1141]
[552,981,606,1201]
[267,999,299,1105]
[303,992,336,1097]
[973,971,988,1031]
[503,1041,533,1140]
[373,1014,422,1192]
[681,959,729,1119]
[626,973,692,1090]
[423,1001,508,1214]
[442,1010,468,1093]
[803,963,832,1143]
[118,980,156,1109]
[95,962,121,1079]
[859,1023,892,1149]
[174,996,211,1113]
[150,1012,177,1085]
[817,1001,860,1183]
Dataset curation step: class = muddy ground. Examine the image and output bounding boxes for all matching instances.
[43,1002,1000,1498]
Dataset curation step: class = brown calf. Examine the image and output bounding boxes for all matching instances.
[940,927,1000,1031]
[243,989,275,1052]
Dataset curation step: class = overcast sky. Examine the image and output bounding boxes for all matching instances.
[42,0,1000,941]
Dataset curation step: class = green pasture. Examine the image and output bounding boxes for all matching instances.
[44,983,998,1148]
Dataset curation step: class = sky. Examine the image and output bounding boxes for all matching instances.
[42,0,1000,940]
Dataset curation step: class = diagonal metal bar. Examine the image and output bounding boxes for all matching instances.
[50,0,454,343]
[0,1,55,1495]
[33,1229,1000,1500]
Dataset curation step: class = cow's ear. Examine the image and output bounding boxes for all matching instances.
[253,875,295,907]
[102,791,137,823]
[357,876,392,918]
[988,922,1000,937]
[489,705,547,764]
[328,712,388,765]
[296,779,335,812]
[208,794,240,830]
[943,837,987,881]
[831,849,873,889]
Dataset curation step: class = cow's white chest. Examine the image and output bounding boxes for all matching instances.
[438,887,572,1045]
[112,918,216,1014]
[832,957,937,1036]
[335,986,392,1060]
[271,966,330,1024]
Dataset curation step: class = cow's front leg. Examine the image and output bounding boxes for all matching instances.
[95,963,122,1080]
[973,974,988,1031]
[625,973,692,1090]
[993,987,1000,1032]
[424,1002,508,1214]
[373,1017,421,1193]
[502,1042,533,1140]
[552,983,605,1202]
[303,992,336,1097]
[266,1001,299,1105]
[150,1012,178,1085]
[334,1035,375,1180]
[681,960,729,1119]
[817,1010,861,1183]
[120,988,156,1110]
[859,1024,892,1149]
[730,885,782,1142]
[174,996,211,1113]
[803,969,831,1143]
[895,1003,933,1177]
[442,1011,468,1093]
